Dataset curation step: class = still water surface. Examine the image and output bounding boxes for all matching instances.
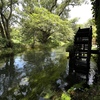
[0,48,97,100]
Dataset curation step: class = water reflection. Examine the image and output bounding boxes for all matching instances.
[66,59,97,88]
[0,50,67,99]
[0,50,97,100]
[14,55,26,69]
[0,54,30,99]
[0,54,15,97]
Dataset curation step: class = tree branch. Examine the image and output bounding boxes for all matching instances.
[0,0,4,13]
[57,0,70,16]
[0,21,6,38]
[49,0,57,12]
[8,0,12,20]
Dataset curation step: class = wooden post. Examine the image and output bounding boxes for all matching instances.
[69,49,75,73]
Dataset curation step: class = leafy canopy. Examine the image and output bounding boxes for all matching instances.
[22,7,74,44]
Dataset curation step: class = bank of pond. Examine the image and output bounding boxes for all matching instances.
[0,47,99,100]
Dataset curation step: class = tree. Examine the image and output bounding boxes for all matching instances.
[91,0,100,45]
[0,0,18,48]
[69,18,80,33]
[91,0,100,73]
[21,0,87,19]
[22,7,74,46]
[84,19,97,45]
[18,0,86,47]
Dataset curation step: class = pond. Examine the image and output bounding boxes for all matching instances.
[0,48,97,100]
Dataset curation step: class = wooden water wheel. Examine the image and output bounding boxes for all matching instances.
[69,26,92,74]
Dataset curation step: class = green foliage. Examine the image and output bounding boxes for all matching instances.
[61,92,71,100]
[0,0,86,48]
[96,9,100,46]
[22,7,74,46]
[66,41,74,52]
[91,0,100,46]
[20,0,86,47]
[21,0,86,19]
[0,37,8,48]
[12,43,26,53]
[69,18,80,33]
[91,0,100,73]
[0,48,13,57]
[0,0,19,48]
[11,27,22,43]
[0,0,18,18]
[83,19,97,44]
[84,19,95,27]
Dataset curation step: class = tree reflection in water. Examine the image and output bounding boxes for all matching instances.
[0,49,97,100]
[0,53,15,98]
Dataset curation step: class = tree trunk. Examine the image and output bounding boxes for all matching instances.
[42,31,50,43]
[5,20,13,48]
[0,0,13,48]
[0,15,13,48]
[0,22,6,38]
